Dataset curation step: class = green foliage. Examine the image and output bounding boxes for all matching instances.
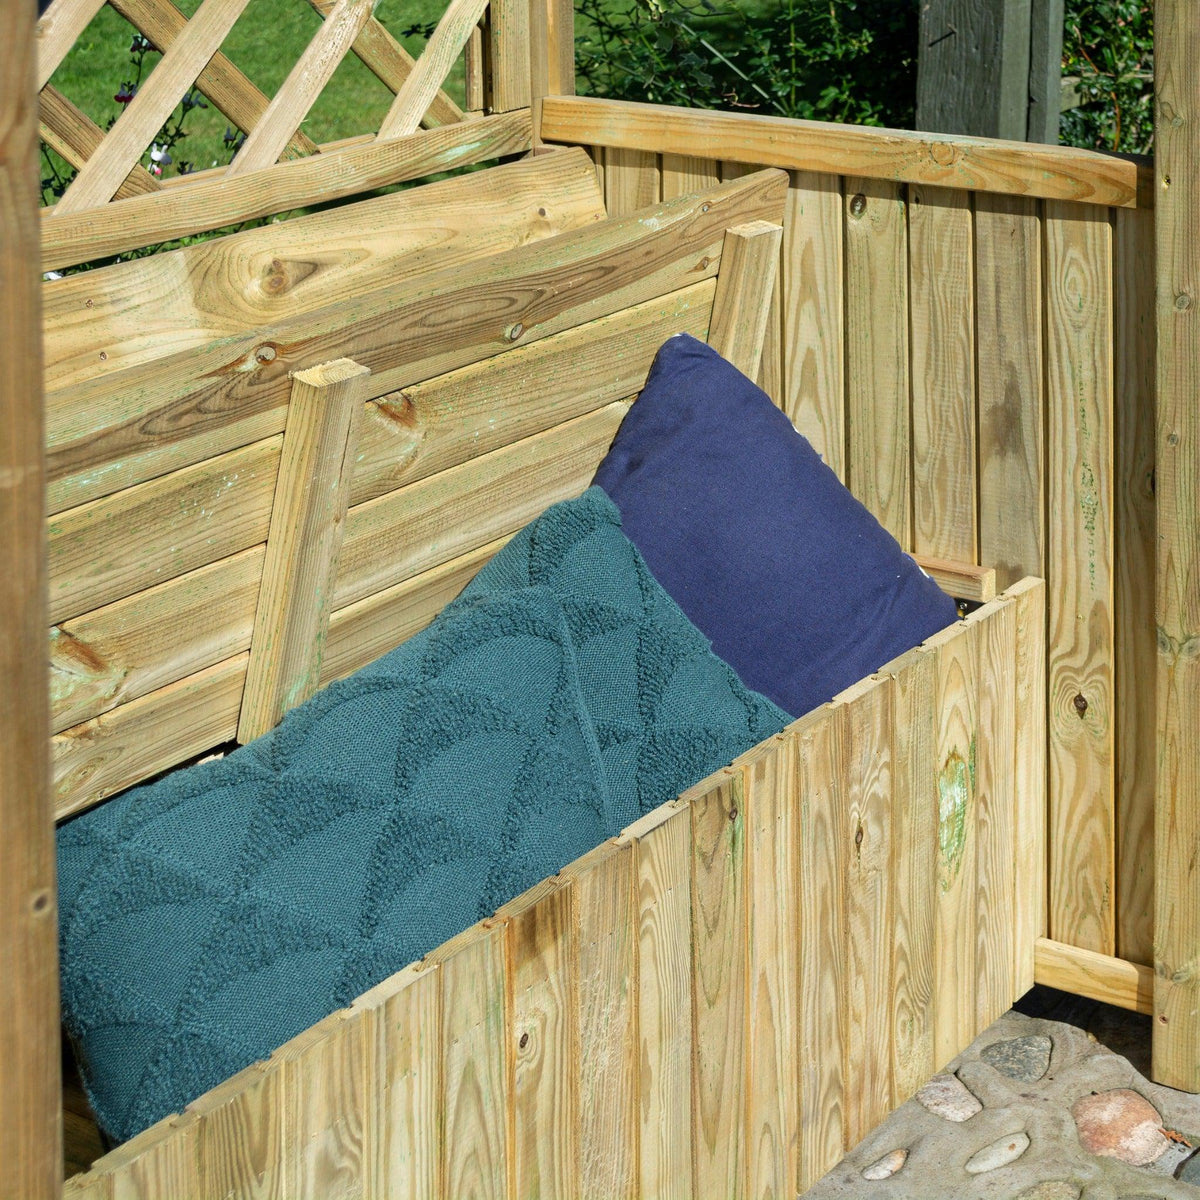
[1060,0,1153,153]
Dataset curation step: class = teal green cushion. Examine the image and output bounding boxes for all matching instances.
[57,488,786,1142]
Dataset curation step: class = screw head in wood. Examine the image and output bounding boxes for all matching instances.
[849,193,867,218]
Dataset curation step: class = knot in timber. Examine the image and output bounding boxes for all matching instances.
[849,193,867,218]
[1175,292,1194,312]
[508,322,524,342]
[1073,693,1089,717]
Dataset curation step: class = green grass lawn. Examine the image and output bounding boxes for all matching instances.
[45,0,466,198]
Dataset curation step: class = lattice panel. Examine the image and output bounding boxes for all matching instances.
[33,0,564,266]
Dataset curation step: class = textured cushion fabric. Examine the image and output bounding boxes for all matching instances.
[593,334,959,718]
[57,487,786,1143]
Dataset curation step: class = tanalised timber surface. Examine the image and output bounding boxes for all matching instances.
[540,96,1153,209]
[62,584,1046,1197]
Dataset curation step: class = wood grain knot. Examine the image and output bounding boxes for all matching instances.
[1073,693,1089,716]
[519,1031,529,1049]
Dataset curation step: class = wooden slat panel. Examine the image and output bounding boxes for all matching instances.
[41,110,533,272]
[660,154,719,199]
[540,96,1152,209]
[46,170,782,508]
[625,804,692,1200]
[377,0,490,139]
[603,146,659,215]
[39,86,161,200]
[437,925,508,1199]
[976,195,1045,588]
[238,359,368,741]
[971,598,1018,1027]
[190,1063,283,1200]
[280,1015,366,1200]
[355,966,441,1200]
[54,0,252,214]
[881,648,937,1106]
[690,773,746,1195]
[781,171,844,479]
[908,185,977,561]
[709,220,783,380]
[96,1112,200,1198]
[1113,205,1156,967]
[506,882,576,1200]
[488,0,531,111]
[1044,200,1116,955]
[930,619,979,1065]
[564,841,637,1200]
[1008,576,1048,993]
[109,0,317,158]
[744,738,798,1198]
[794,707,845,1190]
[844,177,910,544]
[1154,0,1200,1088]
[838,676,894,1147]
[52,652,246,820]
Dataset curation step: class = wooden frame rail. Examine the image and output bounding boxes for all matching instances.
[539,95,1154,209]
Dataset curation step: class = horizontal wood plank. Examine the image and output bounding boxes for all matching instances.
[1034,938,1153,1014]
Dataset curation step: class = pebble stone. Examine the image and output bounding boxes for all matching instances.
[1179,1147,1200,1184]
[1014,1183,1081,1200]
[1072,1089,1169,1167]
[980,1035,1053,1083]
[964,1130,1031,1174]
[915,1073,983,1122]
[861,1148,907,1180]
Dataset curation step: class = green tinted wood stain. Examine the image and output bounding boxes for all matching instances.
[938,736,976,891]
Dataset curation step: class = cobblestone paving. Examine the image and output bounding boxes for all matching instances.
[804,1004,1200,1199]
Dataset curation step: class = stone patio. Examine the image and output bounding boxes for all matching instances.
[804,994,1200,1199]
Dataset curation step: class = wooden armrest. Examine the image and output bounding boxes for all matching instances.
[913,555,997,603]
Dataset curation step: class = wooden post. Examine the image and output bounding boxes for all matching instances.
[1153,0,1200,1092]
[709,221,783,381]
[1026,0,1064,142]
[1,0,62,1194]
[237,359,369,743]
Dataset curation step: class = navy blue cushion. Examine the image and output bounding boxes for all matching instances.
[593,334,958,718]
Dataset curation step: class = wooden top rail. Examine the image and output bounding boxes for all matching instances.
[540,95,1154,210]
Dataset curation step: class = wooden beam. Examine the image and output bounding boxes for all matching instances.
[237,359,369,742]
[539,96,1153,210]
[1,0,61,1195]
[708,220,783,380]
[916,0,1031,141]
[1153,0,1200,1092]
[913,556,997,604]
[1034,938,1153,1015]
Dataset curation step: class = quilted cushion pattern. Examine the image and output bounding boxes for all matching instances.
[57,487,786,1142]
[593,334,959,718]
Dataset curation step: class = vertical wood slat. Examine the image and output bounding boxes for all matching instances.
[487,0,532,112]
[1153,0,1200,1091]
[908,185,978,561]
[191,1062,283,1198]
[356,965,442,1200]
[377,0,491,140]
[95,1112,200,1197]
[625,803,692,1200]
[1044,201,1116,956]
[929,619,980,1065]
[708,221,784,382]
[781,171,845,479]
[528,0,574,102]
[603,147,659,216]
[505,880,577,1200]
[464,24,484,111]
[976,193,1046,589]
[565,841,638,1200]
[226,0,375,176]
[108,0,318,159]
[971,597,1018,1028]
[1008,577,1048,992]
[794,707,845,1191]
[54,0,252,214]
[883,648,937,1106]
[838,676,894,1148]
[744,738,798,1199]
[439,925,508,1199]
[690,773,746,1197]
[1113,205,1157,967]
[237,359,369,743]
[0,0,60,1189]
[660,155,719,199]
[844,176,911,545]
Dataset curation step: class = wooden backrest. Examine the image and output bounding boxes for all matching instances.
[49,159,788,821]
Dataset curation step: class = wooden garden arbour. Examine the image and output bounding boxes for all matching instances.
[1,0,1197,1195]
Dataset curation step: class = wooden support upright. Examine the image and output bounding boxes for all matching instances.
[238,359,370,743]
[1153,0,1200,1092]
[1,0,61,1194]
[709,220,784,381]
